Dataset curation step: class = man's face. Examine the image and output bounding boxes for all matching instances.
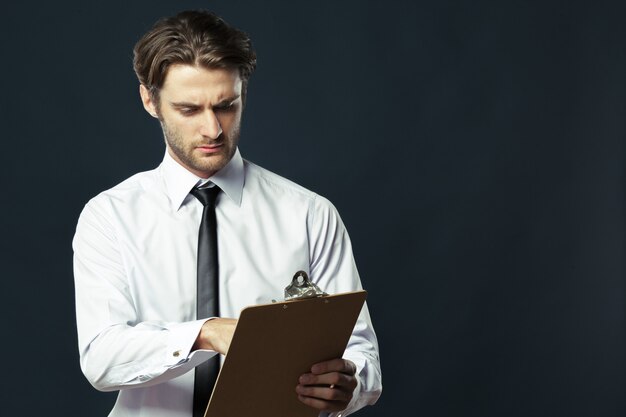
[140,64,243,178]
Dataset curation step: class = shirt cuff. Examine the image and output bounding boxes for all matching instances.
[163,318,212,367]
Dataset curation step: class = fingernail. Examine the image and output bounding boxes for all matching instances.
[299,375,311,384]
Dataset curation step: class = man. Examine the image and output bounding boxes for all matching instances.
[73,10,381,417]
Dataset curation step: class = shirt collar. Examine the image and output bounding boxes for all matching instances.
[160,148,244,211]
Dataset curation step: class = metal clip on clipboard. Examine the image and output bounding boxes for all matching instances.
[283,271,328,300]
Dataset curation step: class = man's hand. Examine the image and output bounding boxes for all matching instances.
[296,358,358,412]
[192,318,237,355]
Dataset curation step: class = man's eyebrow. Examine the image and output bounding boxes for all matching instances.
[215,95,241,105]
[170,95,241,108]
[170,102,199,108]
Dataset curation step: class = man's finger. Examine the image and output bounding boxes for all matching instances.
[296,384,352,402]
[297,394,348,412]
[298,371,357,391]
[310,358,357,375]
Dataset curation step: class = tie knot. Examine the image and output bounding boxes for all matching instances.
[190,184,220,207]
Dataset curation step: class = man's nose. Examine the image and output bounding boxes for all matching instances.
[199,111,223,139]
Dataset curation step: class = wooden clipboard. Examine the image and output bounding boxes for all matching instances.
[204,290,367,417]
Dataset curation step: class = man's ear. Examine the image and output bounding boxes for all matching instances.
[139,85,159,118]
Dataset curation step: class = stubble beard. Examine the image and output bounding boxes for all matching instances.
[160,119,240,177]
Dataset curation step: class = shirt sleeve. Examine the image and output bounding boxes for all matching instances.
[73,197,216,392]
[307,195,383,416]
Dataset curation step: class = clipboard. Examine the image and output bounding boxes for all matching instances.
[204,290,367,417]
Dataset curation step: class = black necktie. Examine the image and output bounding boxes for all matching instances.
[190,184,221,417]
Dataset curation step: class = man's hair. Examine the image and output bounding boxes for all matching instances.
[133,10,257,104]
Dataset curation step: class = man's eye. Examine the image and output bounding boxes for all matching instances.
[214,102,235,112]
[179,108,198,115]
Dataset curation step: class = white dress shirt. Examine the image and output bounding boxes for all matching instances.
[73,148,381,417]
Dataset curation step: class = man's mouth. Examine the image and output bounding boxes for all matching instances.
[196,143,224,154]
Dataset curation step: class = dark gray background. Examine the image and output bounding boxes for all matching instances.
[2,1,624,416]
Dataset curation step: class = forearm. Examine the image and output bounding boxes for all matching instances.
[79,318,216,391]
[334,307,382,415]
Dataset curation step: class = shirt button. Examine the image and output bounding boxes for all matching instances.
[173,350,181,357]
